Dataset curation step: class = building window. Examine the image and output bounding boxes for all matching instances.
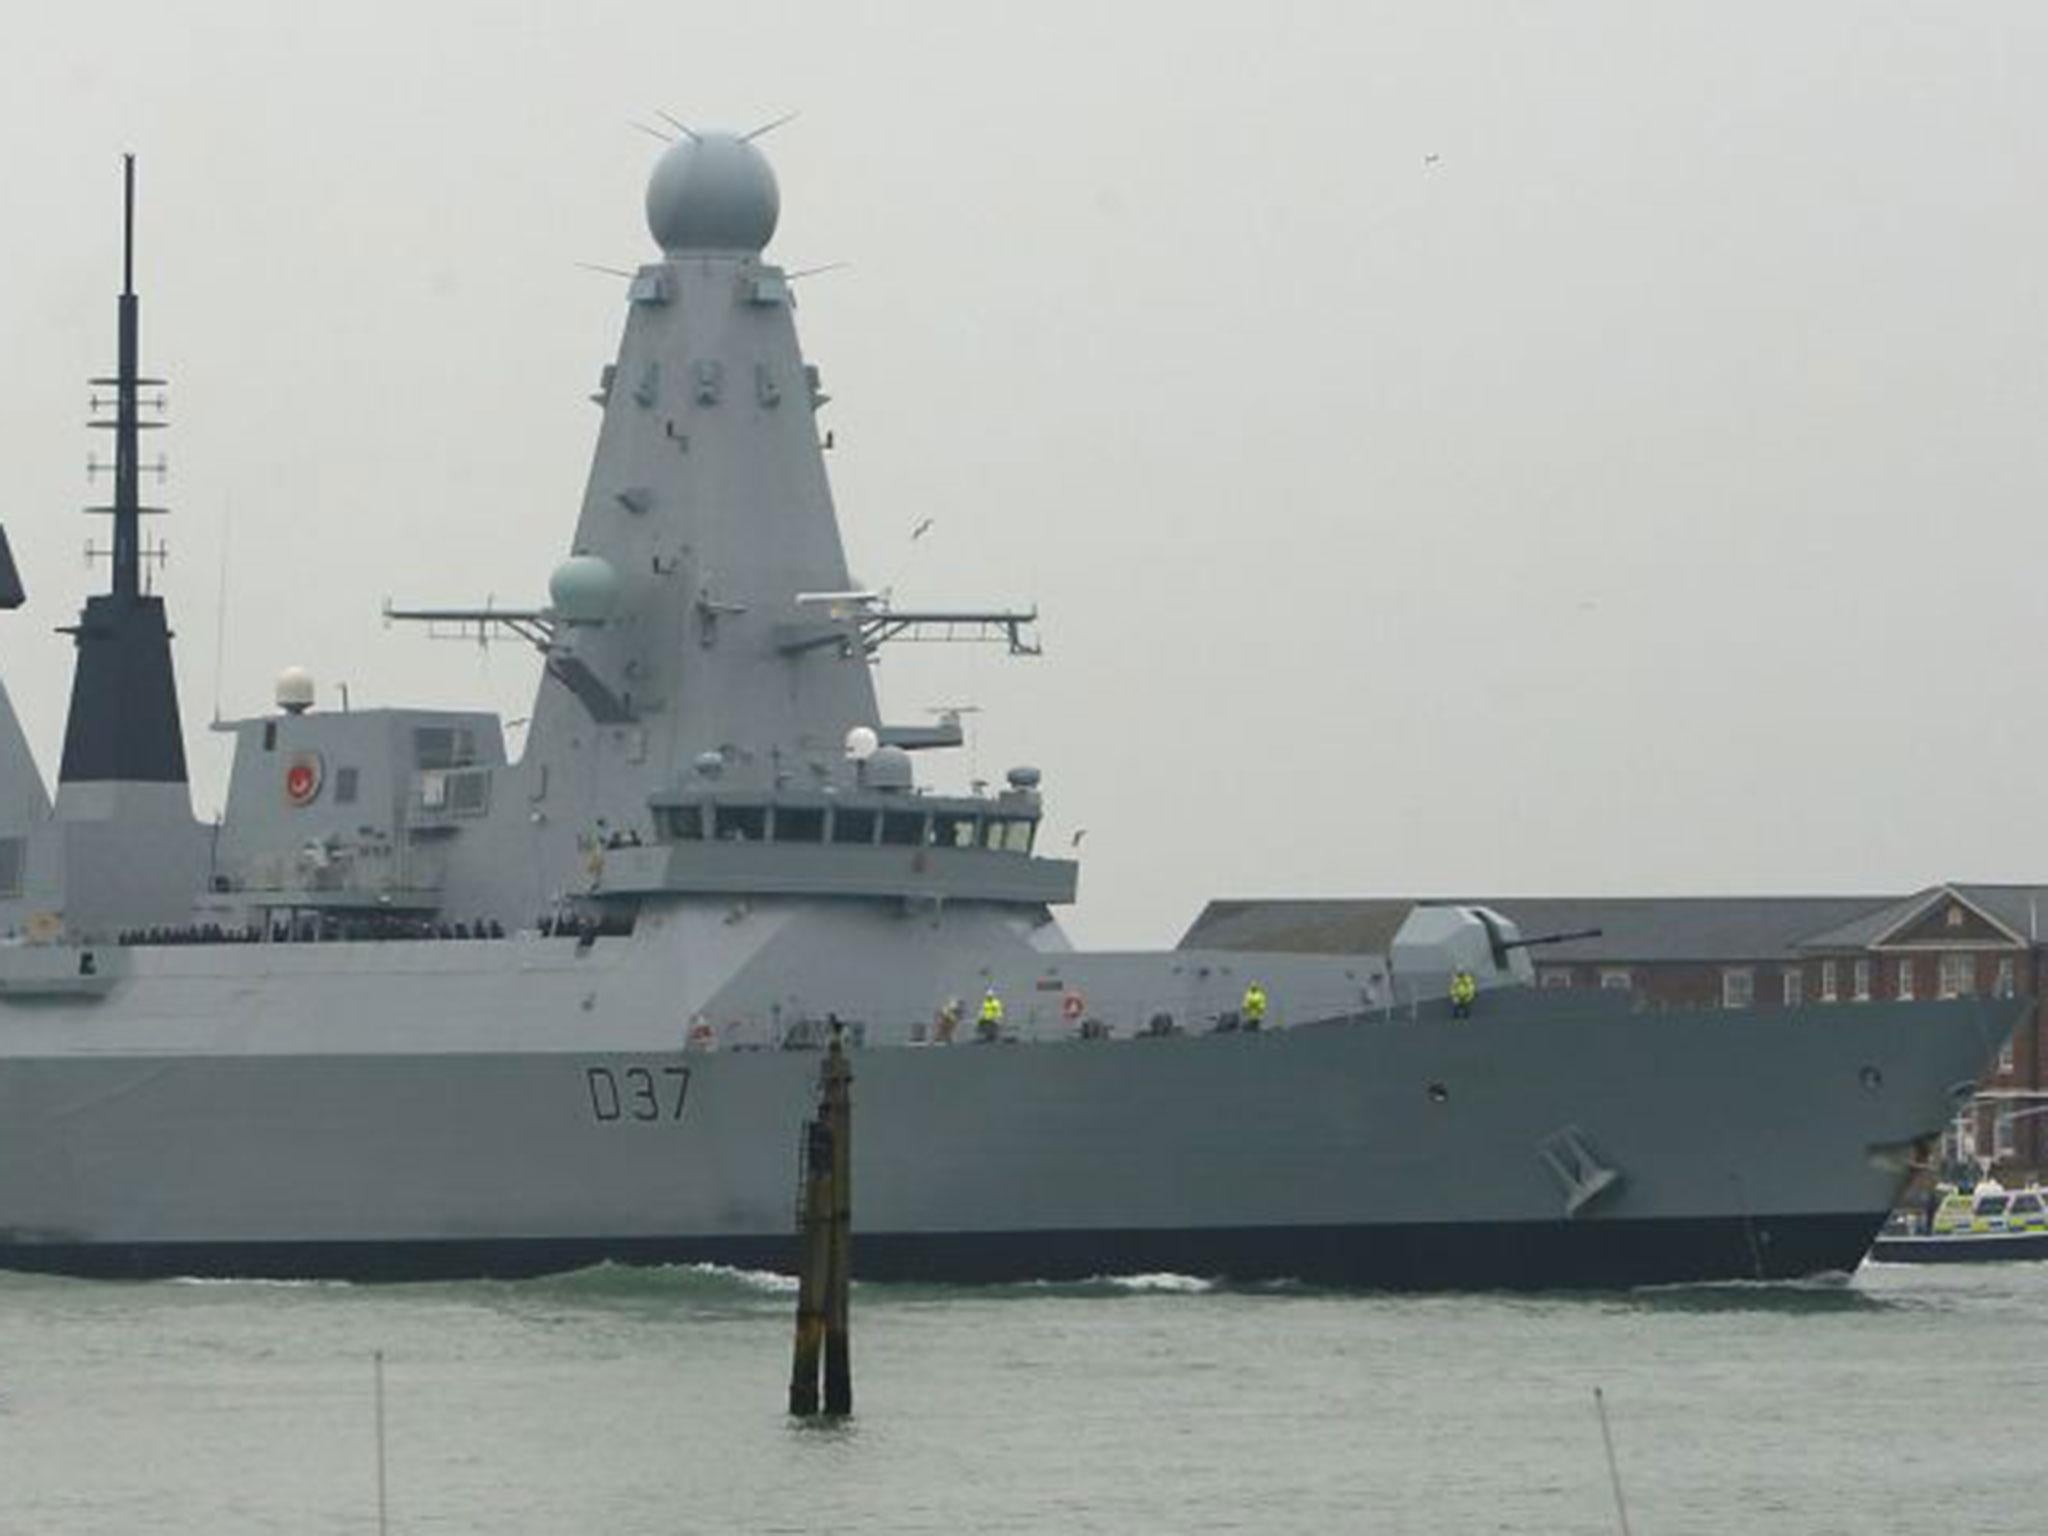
[1853,958,1871,1001]
[1950,1108,1979,1167]
[1782,968,1804,1008]
[1997,1036,2016,1075]
[1820,960,1838,1002]
[334,767,359,805]
[1598,969,1632,991]
[1939,954,1975,1000]
[1721,968,1754,1009]
[1895,958,1915,1001]
[1996,958,2016,999]
[1946,904,1965,929]
[1540,968,1573,989]
[1996,1108,2017,1159]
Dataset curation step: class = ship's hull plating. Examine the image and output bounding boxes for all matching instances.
[0,946,2007,1289]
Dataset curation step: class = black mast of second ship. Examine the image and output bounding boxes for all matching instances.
[58,154,187,786]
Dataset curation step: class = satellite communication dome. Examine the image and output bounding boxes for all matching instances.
[843,725,880,760]
[646,132,780,254]
[865,744,914,792]
[548,555,621,625]
[276,666,315,715]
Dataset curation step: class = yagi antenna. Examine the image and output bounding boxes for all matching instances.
[656,111,699,142]
[629,120,674,144]
[741,110,800,143]
[785,262,851,283]
[575,261,636,279]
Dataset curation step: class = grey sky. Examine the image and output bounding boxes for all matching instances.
[3,2,2045,946]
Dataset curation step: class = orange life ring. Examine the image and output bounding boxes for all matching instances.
[1060,989,1086,1022]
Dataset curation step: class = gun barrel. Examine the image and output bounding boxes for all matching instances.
[1503,927,1605,951]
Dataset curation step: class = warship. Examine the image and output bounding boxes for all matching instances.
[0,141,2015,1287]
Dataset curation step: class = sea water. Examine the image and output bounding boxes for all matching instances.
[0,1259,2032,1534]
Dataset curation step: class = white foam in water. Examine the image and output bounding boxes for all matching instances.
[1102,1272,1215,1294]
[685,1262,799,1294]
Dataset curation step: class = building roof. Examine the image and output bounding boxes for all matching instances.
[1796,884,2048,951]
[1181,894,1905,964]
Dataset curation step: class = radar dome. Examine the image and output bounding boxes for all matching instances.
[843,725,879,760]
[865,744,914,792]
[276,666,315,715]
[549,555,621,625]
[646,132,779,254]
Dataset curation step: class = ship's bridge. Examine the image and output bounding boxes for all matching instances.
[590,773,1074,908]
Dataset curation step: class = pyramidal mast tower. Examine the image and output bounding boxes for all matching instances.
[51,156,204,935]
[0,521,49,907]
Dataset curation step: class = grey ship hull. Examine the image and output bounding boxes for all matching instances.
[0,938,2003,1289]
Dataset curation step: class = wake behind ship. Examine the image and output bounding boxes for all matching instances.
[0,139,2012,1288]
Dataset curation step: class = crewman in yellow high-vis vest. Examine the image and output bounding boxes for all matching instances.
[1242,981,1269,1032]
[1449,969,1478,1019]
[977,987,1005,1042]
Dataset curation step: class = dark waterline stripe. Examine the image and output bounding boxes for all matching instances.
[0,1212,1885,1289]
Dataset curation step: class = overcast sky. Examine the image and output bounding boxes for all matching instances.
[3,2,2045,946]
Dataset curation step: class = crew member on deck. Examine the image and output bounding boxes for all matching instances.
[935,996,962,1044]
[1242,981,1269,1032]
[1449,968,1478,1019]
[977,987,1005,1042]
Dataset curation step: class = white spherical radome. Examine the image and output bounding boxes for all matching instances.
[548,555,622,626]
[645,132,780,254]
[275,666,315,714]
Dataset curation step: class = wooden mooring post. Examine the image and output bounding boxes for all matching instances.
[789,1020,853,1416]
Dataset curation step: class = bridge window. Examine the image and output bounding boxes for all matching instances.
[930,812,979,849]
[0,836,21,897]
[447,769,491,816]
[715,805,767,842]
[774,806,826,843]
[831,808,878,845]
[981,818,1037,853]
[414,725,477,770]
[661,805,703,841]
[335,767,360,805]
[879,810,924,846]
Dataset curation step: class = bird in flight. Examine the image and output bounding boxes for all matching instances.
[1070,828,1088,848]
[911,517,936,541]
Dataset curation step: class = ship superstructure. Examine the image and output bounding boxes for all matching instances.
[0,139,2013,1287]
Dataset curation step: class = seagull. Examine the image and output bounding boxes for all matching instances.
[911,517,935,541]
[1423,152,1441,167]
[1070,829,1088,848]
